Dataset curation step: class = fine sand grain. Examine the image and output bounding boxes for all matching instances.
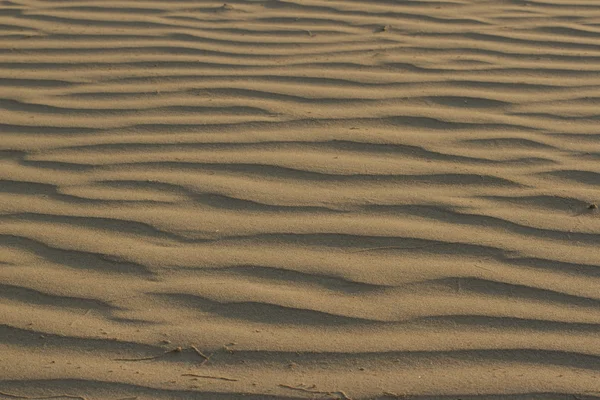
[1,0,600,399]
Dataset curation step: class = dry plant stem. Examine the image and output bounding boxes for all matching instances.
[113,346,210,364]
[114,347,182,362]
[190,345,210,361]
[182,374,238,382]
[278,385,352,400]
[0,392,87,400]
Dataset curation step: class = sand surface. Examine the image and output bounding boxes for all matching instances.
[1,0,600,399]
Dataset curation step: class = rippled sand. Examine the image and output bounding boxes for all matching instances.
[1,1,600,399]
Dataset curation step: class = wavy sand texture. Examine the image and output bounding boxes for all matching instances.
[1,0,600,399]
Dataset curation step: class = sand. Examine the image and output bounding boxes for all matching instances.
[1,0,600,399]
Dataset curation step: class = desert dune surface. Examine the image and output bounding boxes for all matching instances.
[1,0,600,399]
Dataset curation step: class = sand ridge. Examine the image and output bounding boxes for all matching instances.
[1,0,600,399]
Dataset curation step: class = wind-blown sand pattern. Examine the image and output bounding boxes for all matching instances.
[1,0,600,399]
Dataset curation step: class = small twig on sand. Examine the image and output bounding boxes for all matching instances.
[114,346,211,365]
[0,392,87,400]
[190,345,211,362]
[278,384,352,399]
[279,384,324,394]
[182,373,238,382]
[114,346,183,362]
